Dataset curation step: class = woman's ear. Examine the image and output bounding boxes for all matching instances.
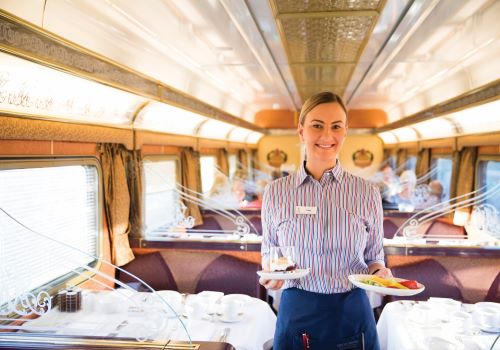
[297,123,304,142]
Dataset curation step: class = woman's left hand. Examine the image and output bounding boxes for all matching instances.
[373,267,393,278]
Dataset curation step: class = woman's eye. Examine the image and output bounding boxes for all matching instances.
[312,124,322,129]
[332,125,342,130]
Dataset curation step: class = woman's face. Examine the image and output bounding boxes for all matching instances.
[298,102,348,166]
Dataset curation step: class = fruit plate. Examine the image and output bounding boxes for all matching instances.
[348,274,425,296]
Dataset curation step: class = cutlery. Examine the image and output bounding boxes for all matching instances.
[219,327,230,342]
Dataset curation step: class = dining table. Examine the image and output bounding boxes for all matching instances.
[377,298,500,350]
[19,290,277,350]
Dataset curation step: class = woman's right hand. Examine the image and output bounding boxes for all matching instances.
[259,277,284,290]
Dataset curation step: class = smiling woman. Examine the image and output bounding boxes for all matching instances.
[260,91,391,350]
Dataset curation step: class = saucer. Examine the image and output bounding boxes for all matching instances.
[479,324,500,333]
[218,313,244,323]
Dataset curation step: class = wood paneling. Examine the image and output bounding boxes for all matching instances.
[254,109,297,129]
[347,109,387,128]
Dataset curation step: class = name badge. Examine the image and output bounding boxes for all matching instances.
[296,206,317,215]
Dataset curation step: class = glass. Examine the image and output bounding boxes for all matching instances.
[270,246,296,272]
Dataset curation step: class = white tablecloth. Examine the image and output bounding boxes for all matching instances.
[377,300,499,350]
[22,291,276,350]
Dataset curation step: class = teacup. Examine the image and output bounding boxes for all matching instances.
[408,303,441,325]
[219,300,242,321]
[185,300,204,320]
[156,291,183,317]
[479,307,500,329]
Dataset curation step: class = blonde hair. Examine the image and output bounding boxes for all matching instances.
[298,91,348,126]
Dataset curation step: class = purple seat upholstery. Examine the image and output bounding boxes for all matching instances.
[116,252,178,292]
[424,219,465,238]
[383,219,399,239]
[249,216,262,235]
[195,255,266,300]
[386,259,463,302]
[485,272,500,302]
[193,216,223,232]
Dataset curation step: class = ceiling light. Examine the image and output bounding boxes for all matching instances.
[391,127,419,142]
[377,132,398,144]
[0,51,145,125]
[134,102,207,135]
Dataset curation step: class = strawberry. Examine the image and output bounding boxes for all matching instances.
[400,280,419,289]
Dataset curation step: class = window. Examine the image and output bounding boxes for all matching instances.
[476,158,500,214]
[200,155,217,196]
[430,156,453,201]
[142,157,179,236]
[228,154,238,180]
[0,159,100,305]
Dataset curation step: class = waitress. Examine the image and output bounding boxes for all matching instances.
[260,91,391,350]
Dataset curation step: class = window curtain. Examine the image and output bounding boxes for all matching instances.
[98,144,134,266]
[416,148,430,179]
[453,147,478,213]
[237,149,248,177]
[396,148,408,175]
[128,150,143,237]
[448,150,461,200]
[383,149,391,165]
[251,149,259,171]
[216,148,229,177]
[180,147,203,226]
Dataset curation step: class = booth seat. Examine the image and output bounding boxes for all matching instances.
[117,251,265,300]
[385,259,464,303]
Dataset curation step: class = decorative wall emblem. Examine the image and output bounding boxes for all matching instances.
[352,148,374,168]
[266,148,288,168]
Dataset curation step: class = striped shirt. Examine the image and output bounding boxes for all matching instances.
[261,161,384,294]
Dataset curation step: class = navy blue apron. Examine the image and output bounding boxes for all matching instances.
[273,287,379,350]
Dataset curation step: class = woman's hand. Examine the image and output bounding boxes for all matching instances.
[259,277,284,290]
[373,267,393,278]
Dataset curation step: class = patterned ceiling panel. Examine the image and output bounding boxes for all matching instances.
[291,64,355,86]
[280,15,375,63]
[271,0,385,102]
[275,0,381,13]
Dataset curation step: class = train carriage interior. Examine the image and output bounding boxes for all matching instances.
[0,0,499,349]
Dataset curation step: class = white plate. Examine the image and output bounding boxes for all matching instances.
[257,268,310,280]
[348,274,425,296]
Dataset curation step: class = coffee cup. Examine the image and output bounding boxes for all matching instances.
[220,300,242,321]
[479,307,500,328]
[157,291,183,317]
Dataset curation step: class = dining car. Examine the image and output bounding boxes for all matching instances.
[0,0,499,349]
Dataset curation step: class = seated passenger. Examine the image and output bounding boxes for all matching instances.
[243,179,268,209]
[372,164,400,204]
[396,170,417,212]
[413,180,444,211]
[205,172,240,209]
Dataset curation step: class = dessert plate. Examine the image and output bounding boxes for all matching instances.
[257,268,310,280]
[348,274,425,296]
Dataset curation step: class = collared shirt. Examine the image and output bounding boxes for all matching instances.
[261,161,384,294]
